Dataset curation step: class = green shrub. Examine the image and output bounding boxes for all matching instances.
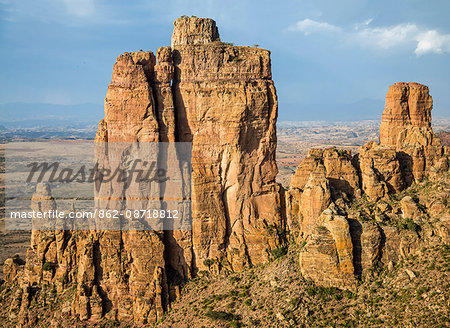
[213,294,227,301]
[398,218,419,232]
[229,276,240,284]
[289,297,300,307]
[271,246,288,259]
[203,258,214,268]
[343,290,356,299]
[305,286,340,300]
[306,286,317,296]
[229,290,239,297]
[205,310,240,321]
[42,262,52,271]
[239,289,249,298]
[229,320,243,328]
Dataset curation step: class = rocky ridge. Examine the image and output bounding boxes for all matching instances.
[286,81,449,290]
[1,16,283,325]
[0,17,449,327]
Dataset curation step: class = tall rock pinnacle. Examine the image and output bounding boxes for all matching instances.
[379,82,445,183]
[2,17,450,327]
[171,16,220,47]
[8,16,283,324]
[380,82,433,146]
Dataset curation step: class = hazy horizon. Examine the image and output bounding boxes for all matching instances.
[1,0,450,121]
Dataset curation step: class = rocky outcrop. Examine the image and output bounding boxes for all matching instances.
[380,82,445,183]
[357,141,403,200]
[298,164,332,237]
[400,196,422,220]
[93,16,282,321]
[286,148,359,238]
[288,82,448,290]
[171,16,220,47]
[380,82,432,146]
[290,148,359,197]
[2,16,449,326]
[26,183,60,286]
[300,208,356,290]
[3,16,283,325]
[289,161,356,289]
[3,255,25,283]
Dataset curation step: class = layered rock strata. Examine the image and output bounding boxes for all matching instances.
[380,82,446,183]
[287,82,448,289]
[2,16,449,326]
[4,17,283,324]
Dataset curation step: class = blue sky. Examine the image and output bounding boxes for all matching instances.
[1,0,450,121]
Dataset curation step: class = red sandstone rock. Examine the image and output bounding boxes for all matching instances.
[6,17,282,323]
[380,82,432,146]
[380,82,445,183]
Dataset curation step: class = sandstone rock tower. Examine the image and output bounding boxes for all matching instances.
[380,82,433,146]
[96,15,283,275]
[93,16,283,321]
[286,81,448,290]
[3,16,449,326]
[4,17,283,325]
[379,82,446,183]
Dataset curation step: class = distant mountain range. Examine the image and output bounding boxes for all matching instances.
[0,102,103,128]
[0,100,445,131]
[279,98,385,122]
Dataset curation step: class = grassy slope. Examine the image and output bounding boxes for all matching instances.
[0,175,449,328]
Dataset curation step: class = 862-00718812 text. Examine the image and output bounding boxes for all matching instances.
[8,209,180,220]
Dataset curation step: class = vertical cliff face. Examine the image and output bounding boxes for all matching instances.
[6,17,282,325]
[380,82,433,146]
[171,16,220,47]
[92,16,282,321]
[98,52,159,143]
[286,82,448,291]
[379,82,445,183]
[170,17,281,272]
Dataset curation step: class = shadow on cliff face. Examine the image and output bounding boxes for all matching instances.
[397,151,414,188]
[348,219,385,278]
[238,82,275,155]
[161,51,194,279]
[92,236,114,314]
[348,219,363,277]
[328,178,354,200]
[171,49,192,143]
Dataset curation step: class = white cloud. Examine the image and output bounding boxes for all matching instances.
[415,30,450,55]
[290,18,340,35]
[354,24,418,49]
[0,0,131,26]
[289,18,450,56]
[62,0,95,17]
[363,18,373,26]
